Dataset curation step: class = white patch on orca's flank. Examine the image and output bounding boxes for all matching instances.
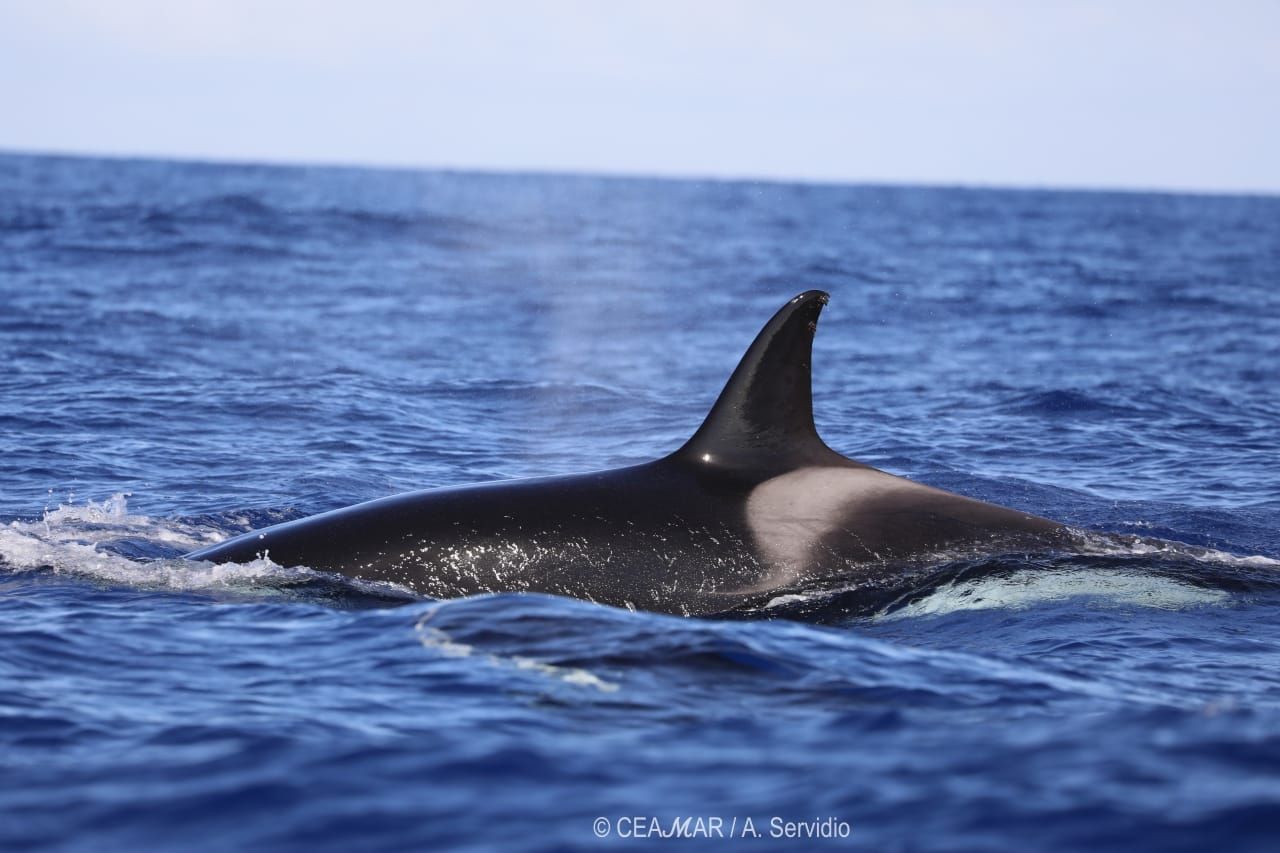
[877,569,1231,620]
[743,464,1057,590]
[745,466,897,581]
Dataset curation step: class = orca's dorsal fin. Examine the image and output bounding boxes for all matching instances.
[675,290,845,474]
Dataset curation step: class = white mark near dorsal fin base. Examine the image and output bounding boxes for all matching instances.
[745,466,899,583]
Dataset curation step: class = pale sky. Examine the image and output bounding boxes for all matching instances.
[2,0,1278,193]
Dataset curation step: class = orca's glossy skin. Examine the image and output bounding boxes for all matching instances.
[188,292,1062,615]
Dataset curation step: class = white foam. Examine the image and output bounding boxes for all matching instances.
[0,493,305,591]
[15,492,226,549]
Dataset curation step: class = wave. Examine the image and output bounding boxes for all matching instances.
[406,591,1198,711]
[996,389,1147,418]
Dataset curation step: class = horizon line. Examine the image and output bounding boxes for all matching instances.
[4,144,1278,203]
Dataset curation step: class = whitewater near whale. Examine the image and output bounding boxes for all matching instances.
[187,291,1064,615]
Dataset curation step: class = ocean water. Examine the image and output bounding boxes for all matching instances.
[2,151,1279,851]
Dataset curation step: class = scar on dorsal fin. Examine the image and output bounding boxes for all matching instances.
[675,290,848,473]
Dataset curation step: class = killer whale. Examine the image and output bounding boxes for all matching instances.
[187,291,1063,615]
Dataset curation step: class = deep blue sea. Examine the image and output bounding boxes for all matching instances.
[2,151,1279,851]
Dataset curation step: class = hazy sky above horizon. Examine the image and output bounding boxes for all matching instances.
[3,0,1277,193]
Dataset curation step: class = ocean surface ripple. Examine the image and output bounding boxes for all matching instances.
[2,152,1279,851]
